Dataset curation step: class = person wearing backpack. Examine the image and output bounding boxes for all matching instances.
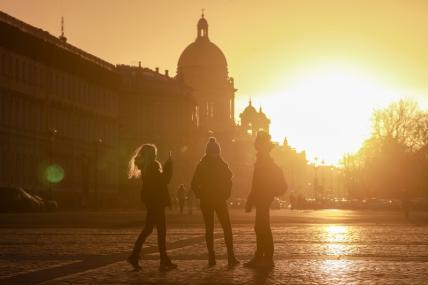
[244,131,287,268]
[191,137,239,267]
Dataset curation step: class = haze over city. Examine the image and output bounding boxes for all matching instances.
[2,1,428,284]
[3,0,428,163]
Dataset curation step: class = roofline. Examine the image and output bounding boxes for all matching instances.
[0,10,115,71]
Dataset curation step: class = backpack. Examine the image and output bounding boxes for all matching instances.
[271,164,288,197]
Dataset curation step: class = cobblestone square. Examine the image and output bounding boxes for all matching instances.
[1,210,428,284]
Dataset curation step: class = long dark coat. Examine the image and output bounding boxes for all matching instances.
[247,153,287,208]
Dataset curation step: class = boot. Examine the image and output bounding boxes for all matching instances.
[243,255,263,268]
[127,254,141,270]
[227,251,240,267]
[159,256,178,271]
[208,251,216,267]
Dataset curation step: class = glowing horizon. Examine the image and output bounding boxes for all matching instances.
[236,61,428,165]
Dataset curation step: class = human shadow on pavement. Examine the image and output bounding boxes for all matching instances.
[249,266,274,284]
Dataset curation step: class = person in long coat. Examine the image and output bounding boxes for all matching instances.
[244,131,287,268]
[127,144,177,271]
[191,137,239,266]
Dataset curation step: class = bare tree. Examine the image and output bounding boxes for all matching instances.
[371,99,420,149]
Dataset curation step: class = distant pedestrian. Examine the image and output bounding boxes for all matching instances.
[191,137,239,267]
[127,144,177,271]
[177,184,186,214]
[244,131,287,268]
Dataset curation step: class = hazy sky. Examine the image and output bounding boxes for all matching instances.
[2,0,428,163]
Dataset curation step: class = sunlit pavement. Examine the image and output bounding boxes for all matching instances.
[1,210,428,284]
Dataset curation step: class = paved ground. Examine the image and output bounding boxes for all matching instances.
[1,209,428,284]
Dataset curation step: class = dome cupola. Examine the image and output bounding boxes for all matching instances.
[197,13,208,39]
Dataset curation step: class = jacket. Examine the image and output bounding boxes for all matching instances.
[191,155,232,202]
[247,153,287,208]
[140,158,172,207]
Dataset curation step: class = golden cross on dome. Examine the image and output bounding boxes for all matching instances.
[201,8,205,17]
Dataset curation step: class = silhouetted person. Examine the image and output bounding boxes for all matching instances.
[177,184,186,214]
[244,131,287,268]
[191,137,239,267]
[127,144,177,271]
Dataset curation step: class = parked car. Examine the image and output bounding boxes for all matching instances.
[31,193,58,211]
[0,186,44,212]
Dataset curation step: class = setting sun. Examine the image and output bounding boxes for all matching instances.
[238,62,425,165]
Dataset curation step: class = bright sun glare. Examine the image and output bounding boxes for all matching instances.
[241,62,425,165]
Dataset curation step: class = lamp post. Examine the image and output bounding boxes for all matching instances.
[48,128,58,200]
[94,138,103,209]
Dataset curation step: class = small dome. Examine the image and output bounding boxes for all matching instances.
[240,100,258,119]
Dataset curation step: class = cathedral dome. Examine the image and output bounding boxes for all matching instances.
[178,40,227,70]
[177,14,228,74]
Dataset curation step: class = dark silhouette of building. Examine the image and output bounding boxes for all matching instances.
[117,64,196,147]
[0,10,278,205]
[0,11,204,206]
[177,13,236,134]
[272,138,309,197]
[0,11,121,206]
[116,64,197,197]
[240,99,270,135]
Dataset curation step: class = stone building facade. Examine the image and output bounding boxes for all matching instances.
[0,11,285,205]
[0,11,198,207]
[116,64,197,200]
[0,11,121,206]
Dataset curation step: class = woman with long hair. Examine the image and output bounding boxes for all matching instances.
[127,144,177,271]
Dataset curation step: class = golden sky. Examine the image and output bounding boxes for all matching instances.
[2,0,428,164]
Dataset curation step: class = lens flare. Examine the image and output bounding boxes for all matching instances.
[45,164,65,183]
